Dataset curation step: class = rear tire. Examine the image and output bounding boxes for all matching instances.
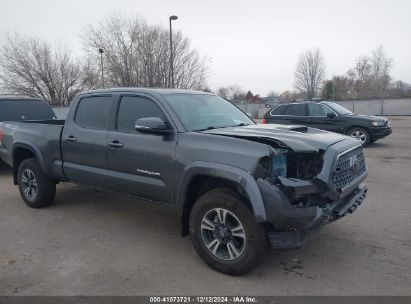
[17,158,56,208]
[189,188,267,275]
[347,127,370,146]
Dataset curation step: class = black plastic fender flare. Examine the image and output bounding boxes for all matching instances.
[11,141,48,184]
[177,161,267,223]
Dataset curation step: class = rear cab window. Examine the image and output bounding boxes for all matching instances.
[0,99,56,122]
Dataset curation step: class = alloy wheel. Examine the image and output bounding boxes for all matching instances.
[21,169,38,200]
[349,130,367,144]
[200,208,246,261]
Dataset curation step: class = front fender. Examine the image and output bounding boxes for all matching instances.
[176,161,267,223]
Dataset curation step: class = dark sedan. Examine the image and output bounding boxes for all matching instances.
[262,101,392,145]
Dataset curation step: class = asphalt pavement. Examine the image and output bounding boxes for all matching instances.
[0,117,410,295]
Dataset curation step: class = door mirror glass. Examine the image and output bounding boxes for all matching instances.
[135,117,171,134]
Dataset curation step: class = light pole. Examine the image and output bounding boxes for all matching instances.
[169,15,178,88]
[99,48,104,88]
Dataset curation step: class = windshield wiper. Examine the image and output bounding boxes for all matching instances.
[193,126,220,132]
[233,123,251,127]
[193,123,251,132]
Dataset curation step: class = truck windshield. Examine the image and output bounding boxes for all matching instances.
[0,99,56,122]
[163,93,255,132]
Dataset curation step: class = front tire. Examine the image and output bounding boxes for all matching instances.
[189,188,266,275]
[17,158,56,208]
[347,127,370,146]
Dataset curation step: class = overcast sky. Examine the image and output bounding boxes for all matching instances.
[0,0,410,95]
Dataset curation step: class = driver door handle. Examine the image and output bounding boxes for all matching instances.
[64,136,77,143]
[109,141,124,148]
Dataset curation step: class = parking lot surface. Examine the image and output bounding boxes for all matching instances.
[1,117,411,296]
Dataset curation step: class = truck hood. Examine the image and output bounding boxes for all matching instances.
[201,124,351,152]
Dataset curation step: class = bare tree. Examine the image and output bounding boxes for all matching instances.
[346,46,393,99]
[82,14,209,90]
[216,85,245,102]
[0,34,84,105]
[216,87,230,100]
[279,90,303,102]
[294,48,326,100]
[322,76,354,101]
[267,90,279,98]
[370,45,393,98]
[388,80,411,98]
[347,55,372,98]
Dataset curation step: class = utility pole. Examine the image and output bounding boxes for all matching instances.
[169,15,178,88]
[99,48,105,88]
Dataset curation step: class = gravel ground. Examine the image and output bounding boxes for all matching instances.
[0,117,410,296]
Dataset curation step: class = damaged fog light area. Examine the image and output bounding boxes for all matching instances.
[256,148,328,208]
[259,148,324,183]
[271,148,288,182]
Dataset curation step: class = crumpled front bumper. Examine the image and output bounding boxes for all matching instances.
[257,178,367,249]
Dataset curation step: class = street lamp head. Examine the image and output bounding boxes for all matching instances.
[169,15,178,21]
[98,48,104,54]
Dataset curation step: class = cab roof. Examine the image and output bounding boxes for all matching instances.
[77,87,212,97]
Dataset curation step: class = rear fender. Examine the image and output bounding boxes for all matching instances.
[11,142,47,184]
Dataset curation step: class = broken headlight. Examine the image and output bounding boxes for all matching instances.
[257,149,323,183]
[271,148,288,182]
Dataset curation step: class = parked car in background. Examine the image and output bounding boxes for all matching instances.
[0,89,368,275]
[262,101,392,145]
[0,96,56,164]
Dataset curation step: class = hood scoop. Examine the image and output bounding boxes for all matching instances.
[286,125,308,133]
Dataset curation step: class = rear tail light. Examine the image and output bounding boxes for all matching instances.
[0,127,3,143]
[261,118,267,124]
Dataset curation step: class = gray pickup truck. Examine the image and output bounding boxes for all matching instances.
[0,88,368,275]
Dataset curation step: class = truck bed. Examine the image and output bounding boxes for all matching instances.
[0,120,65,180]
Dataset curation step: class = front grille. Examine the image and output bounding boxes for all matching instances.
[331,146,367,190]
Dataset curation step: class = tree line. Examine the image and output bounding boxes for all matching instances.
[216,46,410,103]
[0,14,209,106]
[1,16,409,106]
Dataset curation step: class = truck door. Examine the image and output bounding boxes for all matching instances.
[61,94,114,188]
[105,94,176,205]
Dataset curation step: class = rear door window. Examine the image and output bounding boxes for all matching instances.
[284,104,307,116]
[74,96,113,130]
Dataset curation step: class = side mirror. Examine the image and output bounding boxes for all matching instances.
[135,117,171,134]
[327,112,336,119]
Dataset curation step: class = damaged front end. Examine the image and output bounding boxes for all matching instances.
[255,141,368,250]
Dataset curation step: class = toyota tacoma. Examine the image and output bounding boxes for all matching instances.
[0,88,368,275]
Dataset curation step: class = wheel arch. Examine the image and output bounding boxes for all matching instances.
[177,161,267,236]
[12,143,46,185]
[346,125,371,134]
[346,125,372,142]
